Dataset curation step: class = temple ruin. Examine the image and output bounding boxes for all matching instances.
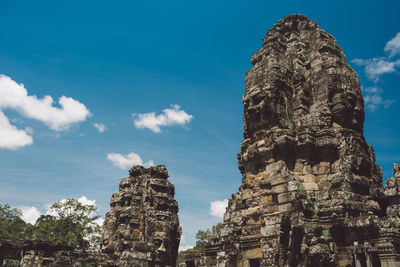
[102,165,181,267]
[0,165,181,267]
[182,14,400,267]
[1,13,400,267]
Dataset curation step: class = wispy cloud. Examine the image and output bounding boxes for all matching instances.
[178,235,194,251]
[76,196,96,206]
[352,32,400,81]
[351,32,400,111]
[352,57,400,81]
[107,152,154,169]
[0,110,33,149]
[384,32,400,58]
[0,74,91,149]
[133,104,193,133]
[362,86,395,110]
[209,199,228,218]
[93,123,106,133]
[20,206,41,224]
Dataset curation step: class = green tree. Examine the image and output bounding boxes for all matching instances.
[211,223,222,236]
[0,204,31,239]
[176,223,223,266]
[33,198,101,251]
[187,223,223,252]
[193,228,211,251]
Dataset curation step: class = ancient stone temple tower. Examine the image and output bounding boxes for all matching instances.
[0,166,181,266]
[102,165,181,267]
[183,14,400,267]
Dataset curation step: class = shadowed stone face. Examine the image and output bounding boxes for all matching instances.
[244,16,364,139]
[239,15,380,185]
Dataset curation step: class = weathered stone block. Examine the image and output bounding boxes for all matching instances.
[299,174,316,183]
[277,192,294,204]
[241,206,260,218]
[302,182,318,191]
[271,183,288,194]
[261,195,273,205]
[278,203,293,212]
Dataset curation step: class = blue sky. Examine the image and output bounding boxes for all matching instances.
[0,0,399,249]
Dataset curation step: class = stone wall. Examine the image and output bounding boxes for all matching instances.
[0,238,116,267]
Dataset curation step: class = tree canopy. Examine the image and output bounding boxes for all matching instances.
[34,198,102,250]
[187,222,222,252]
[0,204,31,239]
[176,223,223,266]
[0,198,102,251]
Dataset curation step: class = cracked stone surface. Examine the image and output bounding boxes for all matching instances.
[102,165,181,267]
[183,14,400,267]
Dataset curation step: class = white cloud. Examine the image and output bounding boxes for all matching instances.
[93,216,105,227]
[133,104,193,133]
[352,58,400,81]
[93,123,106,133]
[209,199,228,218]
[385,32,400,58]
[146,159,155,167]
[0,74,91,149]
[20,206,41,224]
[0,75,91,131]
[24,127,34,135]
[351,34,400,110]
[77,196,96,206]
[363,86,383,94]
[362,86,395,110]
[19,196,103,225]
[0,110,33,149]
[352,33,400,82]
[178,235,194,251]
[107,152,155,169]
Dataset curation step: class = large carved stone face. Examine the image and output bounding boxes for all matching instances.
[243,25,365,139]
[239,15,380,184]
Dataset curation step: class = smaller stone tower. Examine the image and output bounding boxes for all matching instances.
[102,165,181,267]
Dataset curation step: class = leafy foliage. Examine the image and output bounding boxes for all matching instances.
[2,259,20,267]
[176,223,223,266]
[183,223,223,253]
[0,199,102,251]
[33,198,101,250]
[192,223,222,252]
[0,204,32,239]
